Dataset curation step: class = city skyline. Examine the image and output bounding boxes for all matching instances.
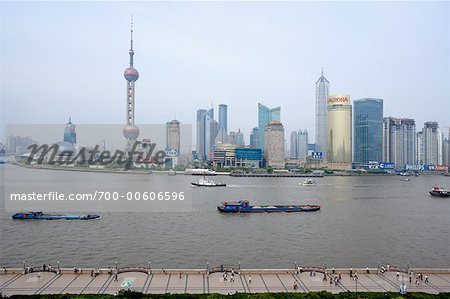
[1,2,449,144]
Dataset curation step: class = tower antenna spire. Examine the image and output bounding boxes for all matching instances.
[129,15,134,67]
[321,67,324,76]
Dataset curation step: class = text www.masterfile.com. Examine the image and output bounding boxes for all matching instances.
[9,191,185,201]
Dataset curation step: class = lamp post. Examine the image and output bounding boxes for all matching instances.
[148,261,151,274]
[115,262,118,271]
[23,261,26,270]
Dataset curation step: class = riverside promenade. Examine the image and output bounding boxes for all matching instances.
[1,267,450,296]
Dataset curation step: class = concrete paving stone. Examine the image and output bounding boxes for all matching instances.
[208,273,245,295]
[146,274,170,294]
[2,270,450,295]
[185,274,205,294]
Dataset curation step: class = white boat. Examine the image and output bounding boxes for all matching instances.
[191,176,226,187]
[300,179,315,186]
[184,168,217,175]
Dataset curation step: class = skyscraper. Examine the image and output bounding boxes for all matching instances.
[315,70,330,159]
[438,128,443,165]
[353,98,383,163]
[422,121,439,165]
[327,95,352,167]
[218,104,227,131]
[416,131,423,164]
[290,131,298,159]
[250,127,259,148]
[216,104,228,144]
[264,121,285,168]
[122,18,140,151]
[63,117,77,145]
[297,130,308,162]
[166,119,180,155]
[235,129,244,146]
[443,129,450,167]
[382,117,416,168]
[196,108,218,161]
[401,119,416,165]
[258,103,280,151]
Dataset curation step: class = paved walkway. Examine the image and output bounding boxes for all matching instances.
[1,269,449,296]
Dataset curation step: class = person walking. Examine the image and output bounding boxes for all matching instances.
[248,275,252,284]
[425,275,429,283]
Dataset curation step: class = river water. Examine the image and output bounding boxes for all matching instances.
[1,165,449,269]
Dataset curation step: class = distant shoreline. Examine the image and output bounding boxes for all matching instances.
[7,162,449,177]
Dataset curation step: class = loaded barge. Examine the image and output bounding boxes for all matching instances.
[12,211,100,220]
[217,200,320,213]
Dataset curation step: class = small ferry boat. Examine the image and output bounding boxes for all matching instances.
[12,211,100,220]
[300,179,315,186]
[429,186,450,197]
[191,176,226,187]
[217,200,320,213]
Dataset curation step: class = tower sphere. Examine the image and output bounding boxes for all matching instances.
[123,124,140,139]
[124,67,139,82]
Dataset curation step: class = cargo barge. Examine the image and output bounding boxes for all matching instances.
[217,200,320,213]
[12,211,100,220]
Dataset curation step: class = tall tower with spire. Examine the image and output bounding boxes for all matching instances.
[123,16,140,151]
[315,69,330,160]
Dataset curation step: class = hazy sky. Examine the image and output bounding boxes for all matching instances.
[1,1,449,145]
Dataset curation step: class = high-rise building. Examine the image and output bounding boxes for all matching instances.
[196,108,218,161]
[264,121,285,168]
[250,127,259,148]
[297,130,308,162]
[227,129,244,146]
[416,131,423,164]
[216,104,228,144]
[235,129,244,146]
[422,121,439,165]
[6,135,35,154]
[353,98,383,163]
[166,119,180,155]
[218,104,227,131]
[196,109,207,160]
[401,119,416,165]
[382,117,416,168]
[258,103,280,151]
[289,130,308,161]
[437,128,443,165]
[315,70,330,159]
[122,18,140,151]
[290,131,298,159]
[63,117,77,145]
[327,95,352,167]
[443,129,450,166]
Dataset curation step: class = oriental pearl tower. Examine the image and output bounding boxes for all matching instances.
[123,17,140,151]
